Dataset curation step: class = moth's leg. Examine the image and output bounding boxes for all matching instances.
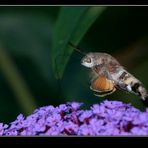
[91,65,112,82]
[92,66,100,74]
[89,70,99,82]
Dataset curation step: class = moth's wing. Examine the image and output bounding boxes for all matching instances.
[93,87,116,97]
[90,74,116,93]
[90,74,116,97]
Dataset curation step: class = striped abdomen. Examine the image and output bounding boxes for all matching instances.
[112,69,148,101]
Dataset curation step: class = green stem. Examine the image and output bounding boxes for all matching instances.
[0,47,37,115]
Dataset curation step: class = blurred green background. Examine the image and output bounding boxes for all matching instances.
[0,6,148,123]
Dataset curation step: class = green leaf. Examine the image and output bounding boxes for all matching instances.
[52,6,106,79]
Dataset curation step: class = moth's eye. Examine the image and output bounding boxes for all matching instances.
[86,58,91,63]
[87,58,91,63]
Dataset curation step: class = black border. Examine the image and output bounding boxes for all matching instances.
[0,137,148,146]
[0,1,148,147]
[0,0,148,5]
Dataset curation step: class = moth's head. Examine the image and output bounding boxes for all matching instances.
[81,52,102,68]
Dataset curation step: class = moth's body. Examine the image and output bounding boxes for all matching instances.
[81,52,148,101]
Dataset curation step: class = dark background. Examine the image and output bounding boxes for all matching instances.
[0,6,148,123]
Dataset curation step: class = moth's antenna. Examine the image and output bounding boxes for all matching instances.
[68,42,86,55]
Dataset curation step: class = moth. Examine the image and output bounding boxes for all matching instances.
[69,42,148,102]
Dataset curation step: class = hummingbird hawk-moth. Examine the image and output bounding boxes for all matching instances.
[69,42,148,103]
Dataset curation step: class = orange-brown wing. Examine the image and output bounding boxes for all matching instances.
[90,74,115,93]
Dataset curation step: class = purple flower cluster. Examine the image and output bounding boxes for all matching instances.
[1,100,148,136]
